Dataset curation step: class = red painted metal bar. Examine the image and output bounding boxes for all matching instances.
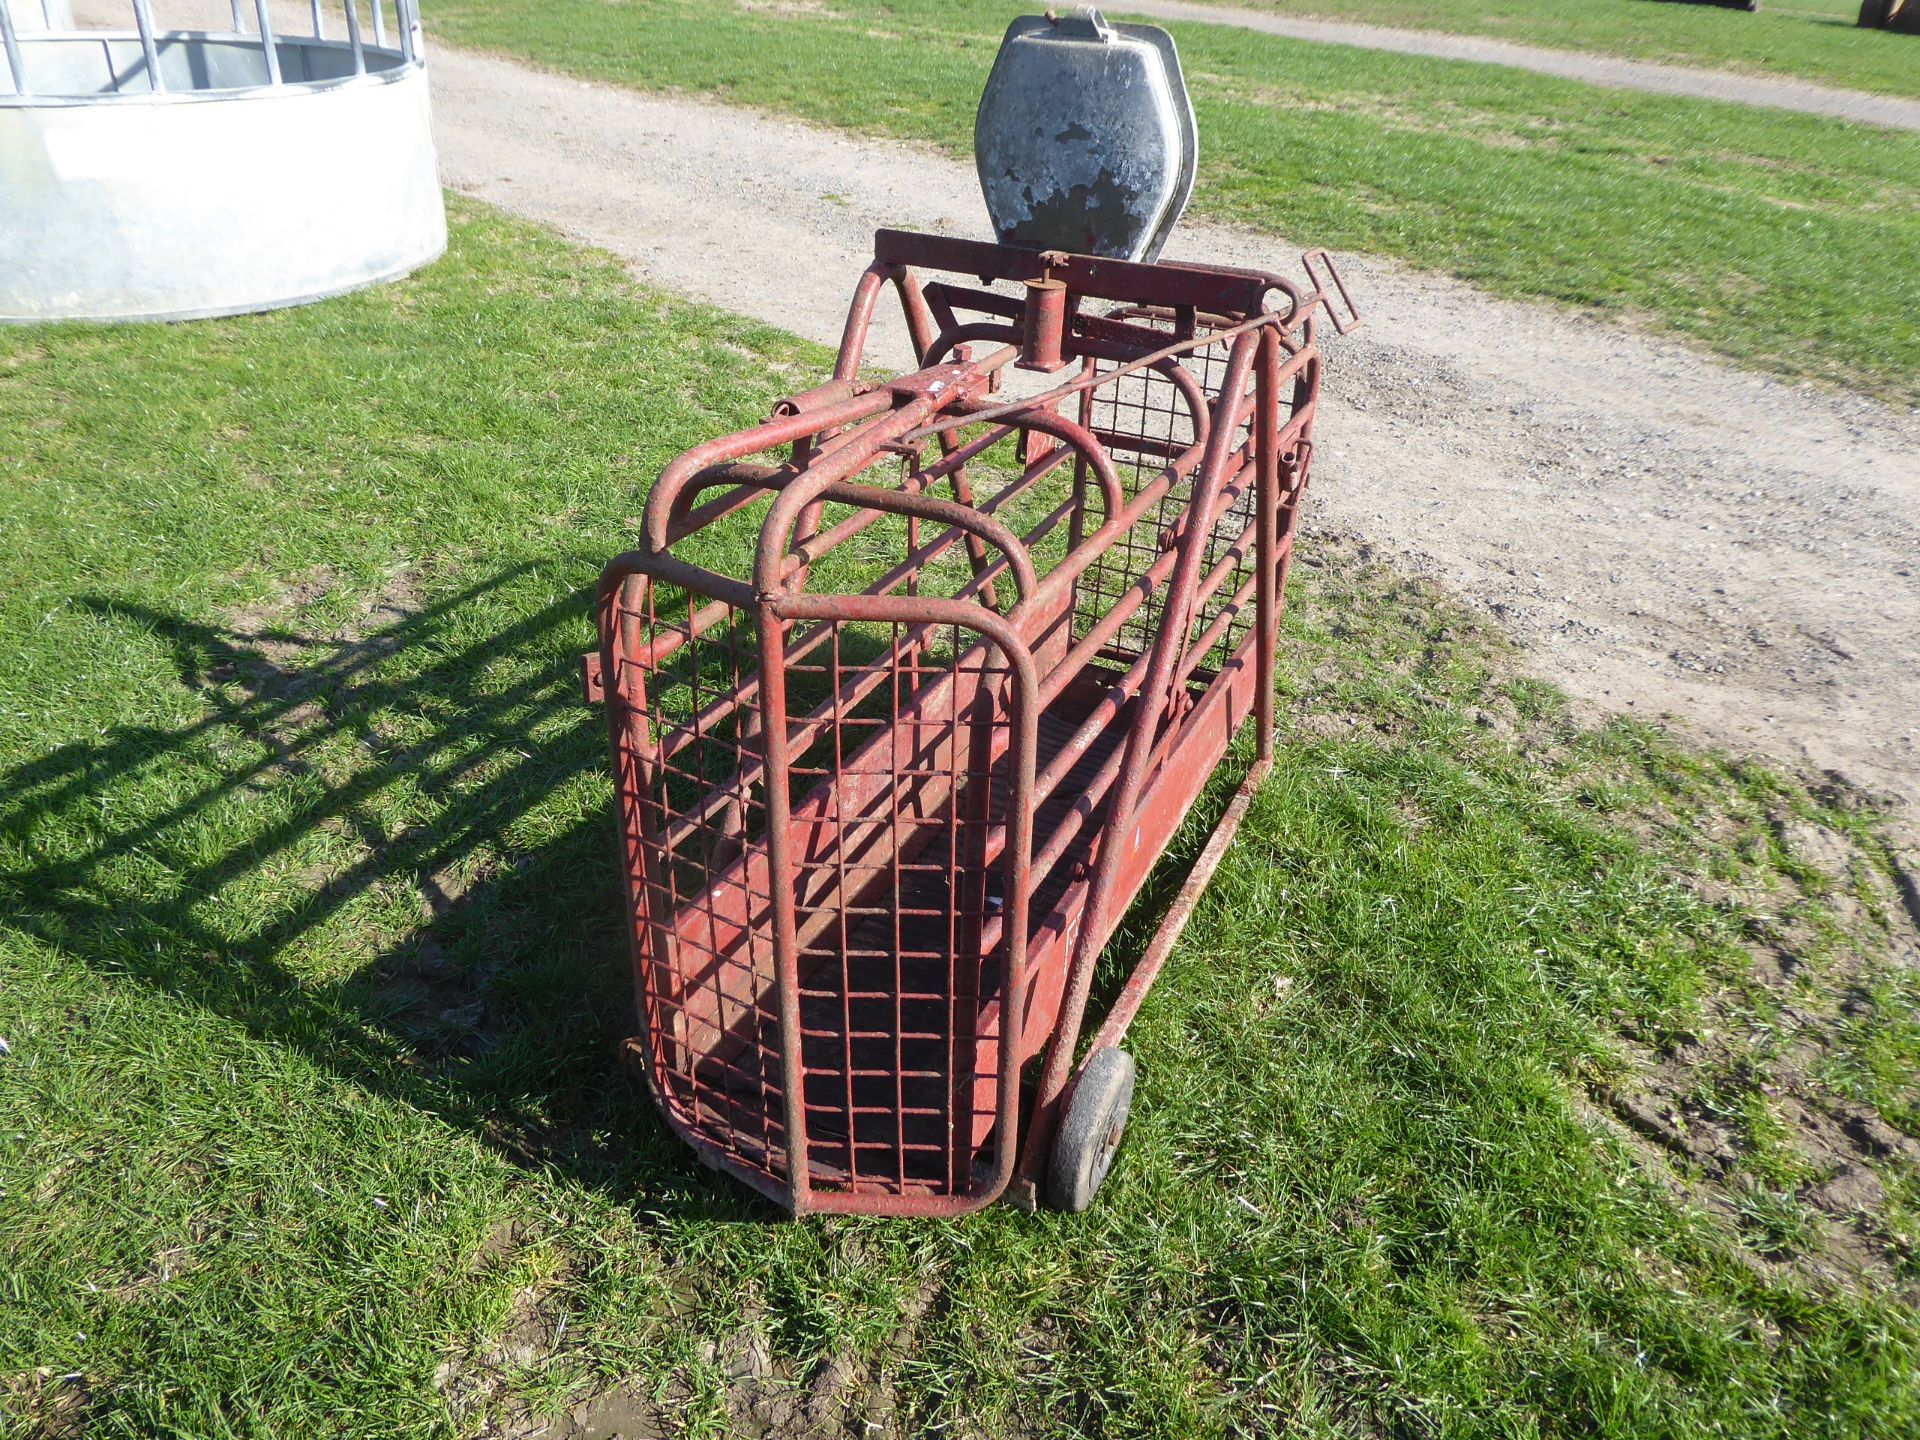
[1085,758,1270,1058]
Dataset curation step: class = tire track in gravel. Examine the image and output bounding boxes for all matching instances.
[420,47,1918,810]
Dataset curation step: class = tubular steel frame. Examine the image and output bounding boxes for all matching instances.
[589,230,1359,1215]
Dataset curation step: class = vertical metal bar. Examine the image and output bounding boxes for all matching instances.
[252,0,281,83]
[128,0,164,94]
[890,267,940,366]
[897,262,998,612]
[755,605,814,1212]
[1254,324,1280,764]
[398,0,416,63]
[829,626,858,1184]
[951,626,995,1189]
[311,0,326,41]
[38,0,52,26]
[341,0,364,75]
[834,265,888,383]
[0,2,24,98]
[897,648,919,1192]
[229,0,245,33]
[604,582,681,1068]
[1017,280,1068,373]
[934,627,961,1189]
[1070,355,1097,632]
[369,0,386,48]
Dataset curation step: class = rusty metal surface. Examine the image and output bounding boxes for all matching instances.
[590,231,1357,1214]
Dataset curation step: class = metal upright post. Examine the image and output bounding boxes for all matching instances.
[0,2,24,95]
[251,0,280,82]
[129,0,164,92]
[341,0,364,74]
[0,2,23,96]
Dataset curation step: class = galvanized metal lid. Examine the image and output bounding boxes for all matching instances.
[974,8,1197,263]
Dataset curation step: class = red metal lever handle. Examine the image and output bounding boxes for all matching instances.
[1300,249,1362,336]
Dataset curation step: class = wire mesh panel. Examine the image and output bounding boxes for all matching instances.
[1071,312,1260,676]
[606,580,791,1192]
[606,574,1031,1203]
[783,617,1016,1195]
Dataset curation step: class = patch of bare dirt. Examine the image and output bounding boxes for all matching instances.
[219,562,516,1052]
[365,937,506,1058]
[435,1252,944,1440]
[437,1257,584,1439]
[734,0,841,16]
[213,561,436,773]
[222,561,429,684]
[563,1386,668,1440]
[547,1272,943,1440]
[705,1276,939,1440]
[0,1369,95,1439]
[1595,816,1920,1290]
[105,1239,202,1305]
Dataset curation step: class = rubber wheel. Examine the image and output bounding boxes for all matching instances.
[1045,1048,1136,1213]
[1859,0,1892,27]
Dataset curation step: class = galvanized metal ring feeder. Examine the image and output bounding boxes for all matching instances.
[0,0,446,322]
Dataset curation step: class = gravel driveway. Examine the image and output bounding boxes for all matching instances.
[428,48,1920,810]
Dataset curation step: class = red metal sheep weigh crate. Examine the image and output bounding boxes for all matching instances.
[585,228,1359,1214]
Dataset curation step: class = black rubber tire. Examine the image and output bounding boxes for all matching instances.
[1045,1048,1137,1213]
[1859,0,1892,28]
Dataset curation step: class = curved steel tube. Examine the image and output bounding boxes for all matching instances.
[779,479,1039,603]
[642,389,897,553]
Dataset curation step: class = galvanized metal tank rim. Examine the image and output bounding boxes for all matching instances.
[0,32,419,106]
[0,246,448,325]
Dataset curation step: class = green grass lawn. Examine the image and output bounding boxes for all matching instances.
[429,0,1920,410]
[1201,0,1920,101]
[3,202,1918,1438]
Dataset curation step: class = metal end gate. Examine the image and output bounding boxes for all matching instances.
[587,230,1359,1214]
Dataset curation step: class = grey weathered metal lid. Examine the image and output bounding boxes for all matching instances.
[973,8,1197,263]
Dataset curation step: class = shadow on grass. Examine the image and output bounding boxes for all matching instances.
[0,567,775,1223]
